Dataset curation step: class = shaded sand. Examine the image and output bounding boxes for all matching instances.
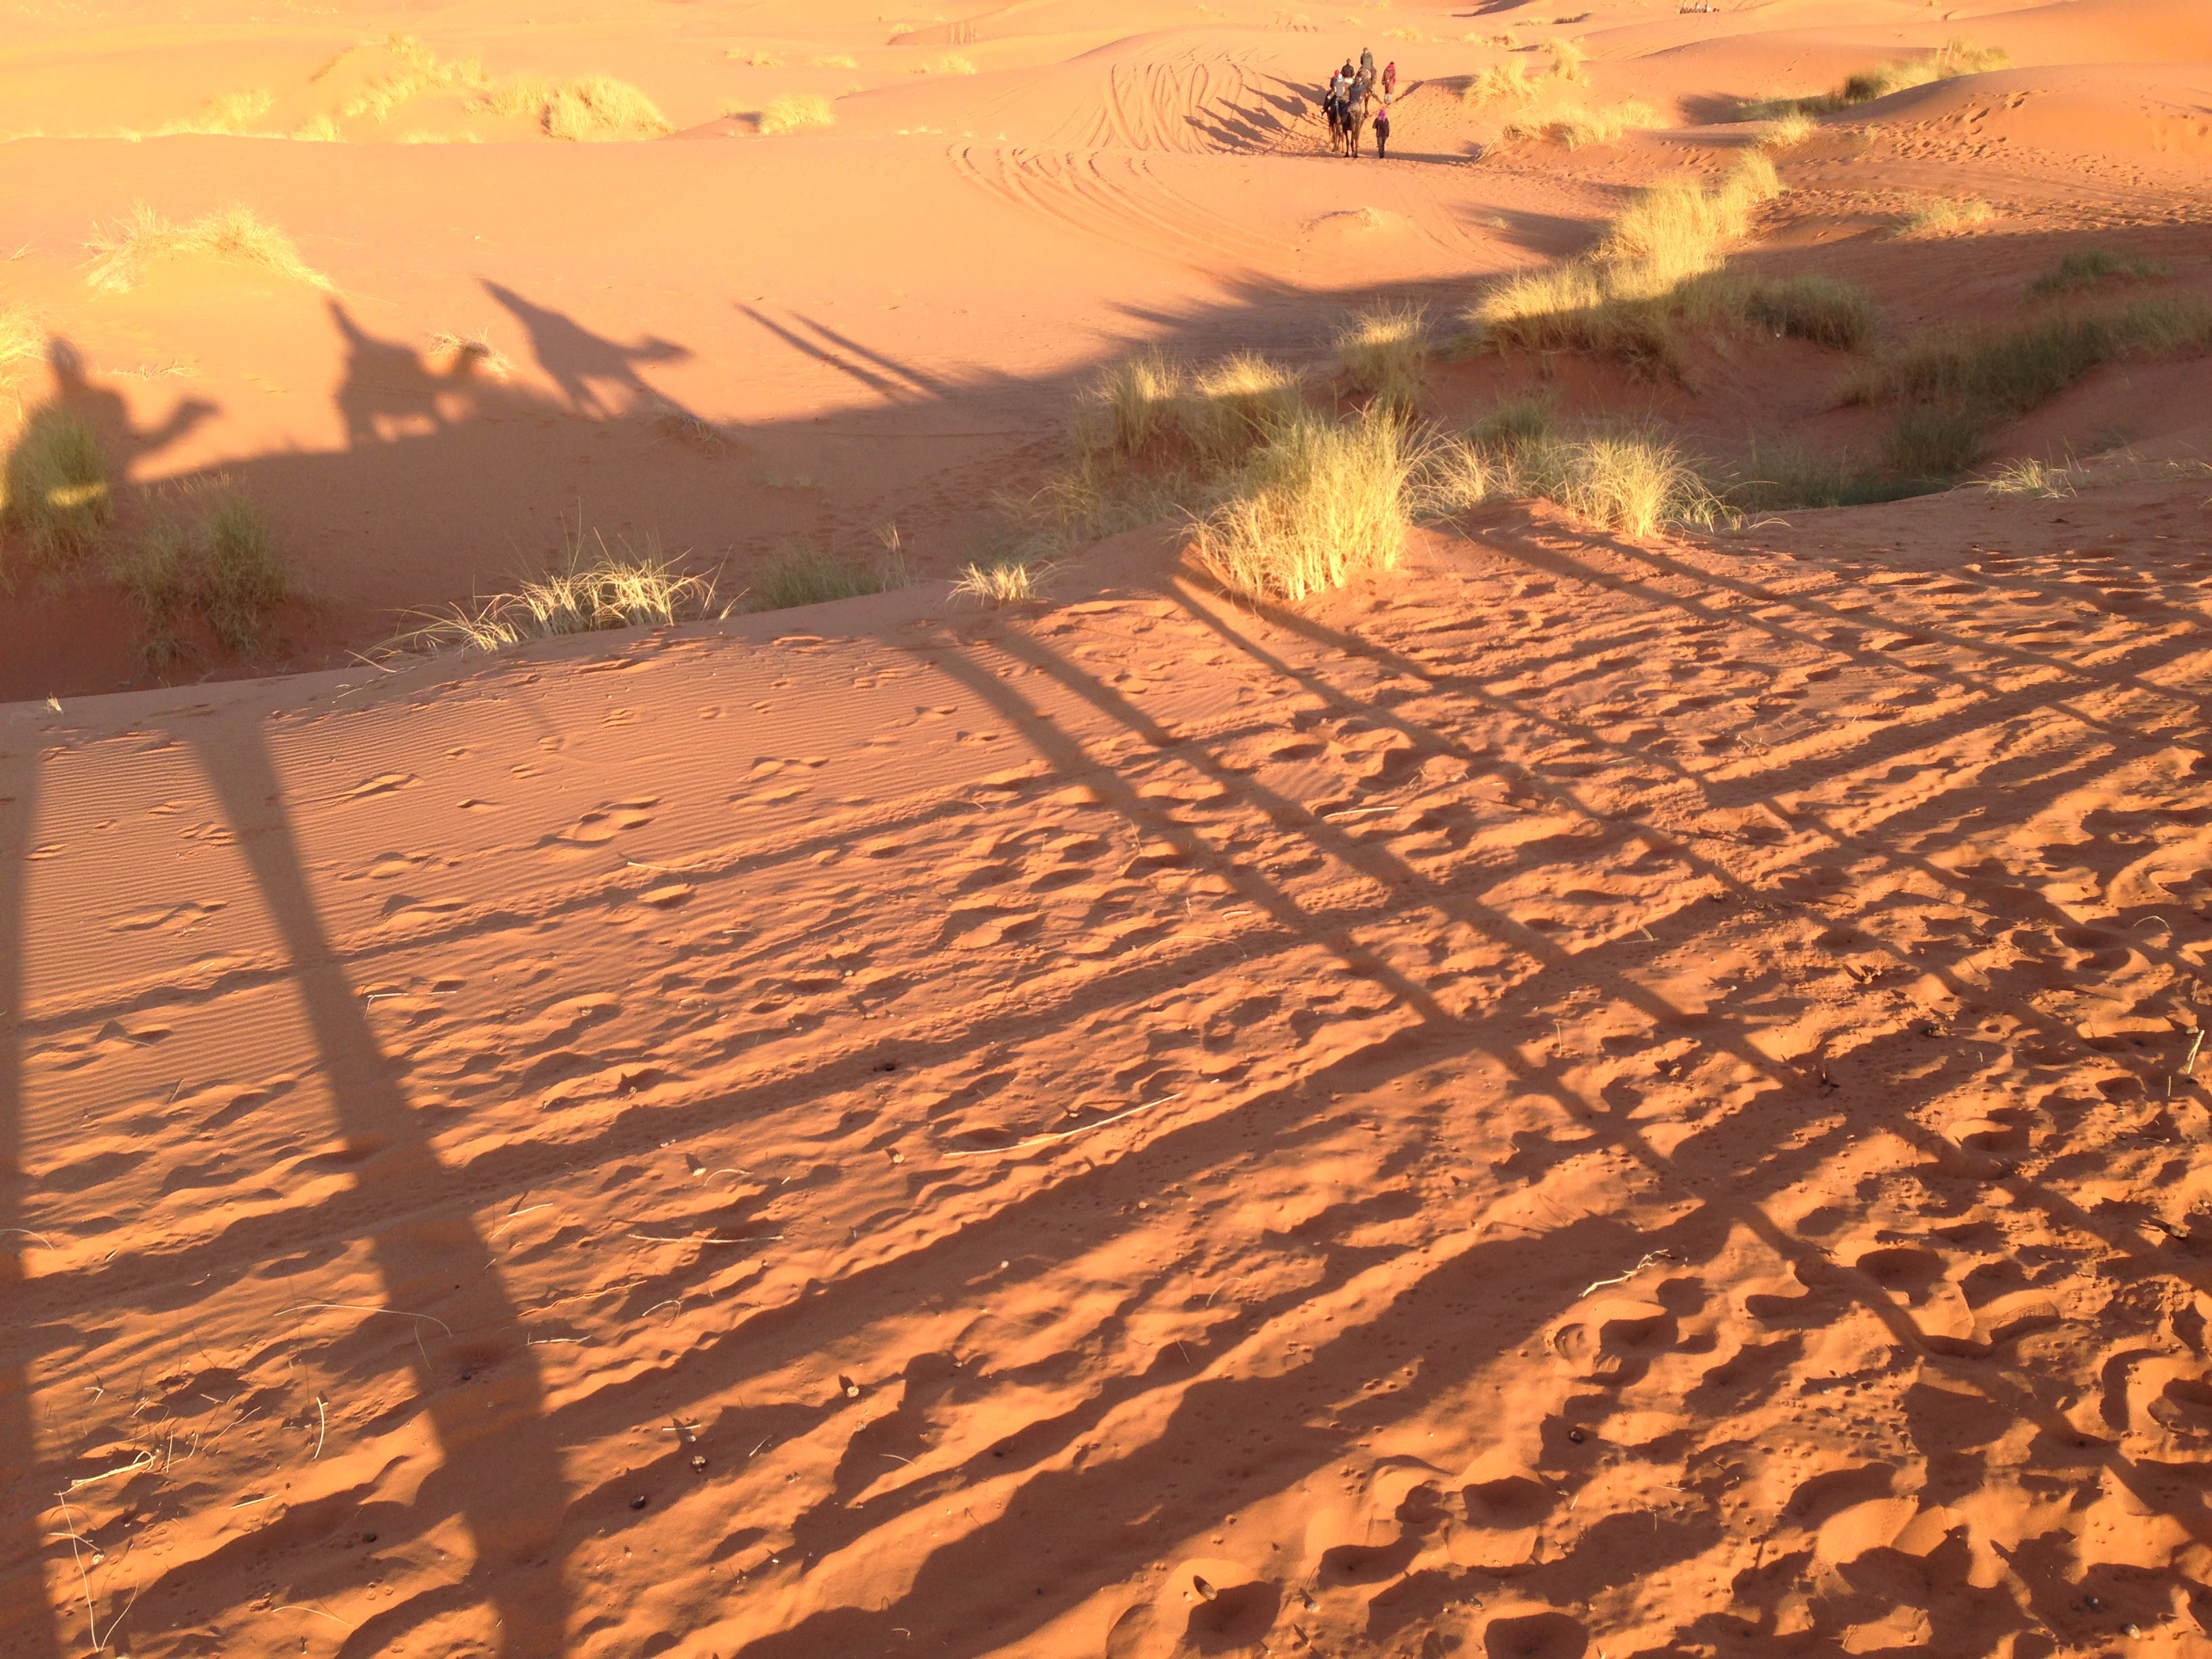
[6,472,2212,1654]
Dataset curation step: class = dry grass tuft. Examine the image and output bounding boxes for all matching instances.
[1334,303,1427,415]
[1760,109,1816,150]
[1079,349,1308,468]
[757,92,836,134]
[1467,153,1783,375]
[951,556,1054,606]
[115,483,289,661]
[485,75,672,141]
[405,527,723,651]
[1,407,110,575]
[1195,409,1413,603]
[1983,456,2076,498]
[338,35,489,121]
[914,54,978,75]
[85,203,330,294]
[1900,197,1993,237]
[1737,272,1880,350]
[1462,59,1536,106]
[747,541,908,610]
[1508,99,1660,148]
[1546,37,1586,82]
[2027,249,2171,300]
[1740,37,2009,119]
[1424,403,1723,537]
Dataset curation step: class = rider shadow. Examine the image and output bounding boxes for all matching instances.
[485,281,694,420]
[18,337,216,491]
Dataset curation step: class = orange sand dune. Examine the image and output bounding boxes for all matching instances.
[3,1,2212,1654]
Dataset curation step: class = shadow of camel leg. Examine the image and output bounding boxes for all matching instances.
[0,742,65,1659]
[187,721,571,1657]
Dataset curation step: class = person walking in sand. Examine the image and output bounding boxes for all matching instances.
[1372,96,1391,159]
[1382,59,1397,97]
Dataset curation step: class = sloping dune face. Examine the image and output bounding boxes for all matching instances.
[5,1,2212,1656]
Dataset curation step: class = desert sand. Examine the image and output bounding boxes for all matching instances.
[3,0,2212,1655]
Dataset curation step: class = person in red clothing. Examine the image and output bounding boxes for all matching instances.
[1382,60,1397,97]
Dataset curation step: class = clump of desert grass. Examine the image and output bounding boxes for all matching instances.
[754,93,836,134]
[167,88,275,136]
[912,54,978,75]
[2026,248,2171,300]
[1505,98,1660,148]
[333,34,489,121]
[1462,59,1538,107]
[113,482,289,663]
[1,406,108,577]
[746,540,909,610]
[1845,297,2212,417]
[1759,109,1816,150]
[483,75,672,140]
[1464,152,1784,375]
[950,554,1054,607]
[1546,37,1586,83]
[1841,296,2212,481]
[1334,303,1427,415]
[1736,272,1880,350]
[404,526,726,652]
[1078,348,1307,468]
[85,203,330,294]
[1899,197,1993,237]
[1738,37,2009,120]
[1982,456,2077,498]
[1195,408,1414,602]
[1422,398,1722,537]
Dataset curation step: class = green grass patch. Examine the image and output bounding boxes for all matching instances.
[747,541,908,611]
[116,485,291,662]
[2026,249,2173,301]
[1,407,109,578]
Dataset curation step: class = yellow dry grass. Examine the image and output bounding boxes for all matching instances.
[1462,58,1536,106]
[1508,98,1661,148]
[1900,197,1994,237]
[1334,302,1427,415]
[951,557,1054,606]
[485,74,673,140]
[757,92,836,134]
[404,528,724,651]
[1195,409,1413,603]
[1547,37,1586,82]
[1465,152,1784,375]
[84,203,331,295]
[1760,109,1816,150]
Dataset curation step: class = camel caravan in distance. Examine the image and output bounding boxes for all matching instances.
[1324,47,1396,158]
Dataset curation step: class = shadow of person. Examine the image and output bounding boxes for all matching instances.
[36,337,216,479]
[328,302,470,451]
[179,718,572,1658]
[484,281,691,419]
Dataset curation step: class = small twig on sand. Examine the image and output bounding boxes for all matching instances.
[312,1397,327,1460]
[943,1094,1183,1159]
[1581,1250,1677,1298]
[275,1603,356,1631]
